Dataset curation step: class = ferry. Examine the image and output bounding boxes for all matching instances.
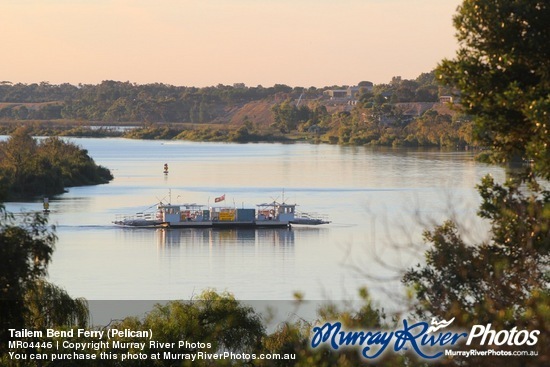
[113,199,330,229]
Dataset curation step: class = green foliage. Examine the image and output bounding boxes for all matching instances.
[391,3,550,364]
[0,74,460,146]
[411,8,550,363]
[0,209,56,352]
[0,127,113,199]
[323,71,474,148]
[403,175,549,365]
[0,81,300,124]
[271,100,315,133]
[174,127,227,142]
[323,106,472,148]
[0,82,78,103]
[257,289,415,367]
[123,126,182,140]
[0,201,90,366]
[437,0,550,178]
[24,280,89,330]
[0,75,471,148]
[106,290,265,366]
[362,72,439,105]
[403,110,473,147]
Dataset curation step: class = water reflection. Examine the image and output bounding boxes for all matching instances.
[156,228,296,248]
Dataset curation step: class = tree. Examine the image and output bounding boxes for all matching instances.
[437,0,550,179]
[109,290,265,366]
[0,128,113,199]
[24,280,89,330]
[403,176,549,366]
[0,126,38,194]
[405,2,550,365]
[0,208,56,350]
[258,289,415,367]
[0,201,90,365]
[271,100,311,133]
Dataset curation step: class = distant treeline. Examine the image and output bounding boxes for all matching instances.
[0,73,447,123]
[0,72,473,148]
[0,127,113,199]
[0,81,302,123]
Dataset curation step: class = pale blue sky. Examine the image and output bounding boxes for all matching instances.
[1,0,461,87]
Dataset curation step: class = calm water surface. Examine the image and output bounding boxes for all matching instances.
[5,138,504,306]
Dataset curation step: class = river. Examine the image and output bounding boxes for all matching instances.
[4,138,504,320]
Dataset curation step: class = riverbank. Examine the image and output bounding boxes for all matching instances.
[0,116,474,148]
[0,128,113,200]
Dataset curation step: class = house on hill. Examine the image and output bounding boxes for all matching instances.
[323,83,373,109]
[323,84,371,100]
[324,89,348,99]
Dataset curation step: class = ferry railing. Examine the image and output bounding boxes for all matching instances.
[295,211,330,221]
[114,212,157,222]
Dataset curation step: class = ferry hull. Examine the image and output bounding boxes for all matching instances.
[115,220,290,229]
[114,196,329,229]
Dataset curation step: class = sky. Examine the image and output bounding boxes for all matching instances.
[1,0,462,88]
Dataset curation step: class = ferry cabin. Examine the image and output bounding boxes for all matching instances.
[156,202,297,228]
[255,202,296,224]
[159,204,210,227]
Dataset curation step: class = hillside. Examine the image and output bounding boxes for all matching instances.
[229,100,274,127]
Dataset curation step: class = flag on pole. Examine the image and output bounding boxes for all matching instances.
[214,194,225,203]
